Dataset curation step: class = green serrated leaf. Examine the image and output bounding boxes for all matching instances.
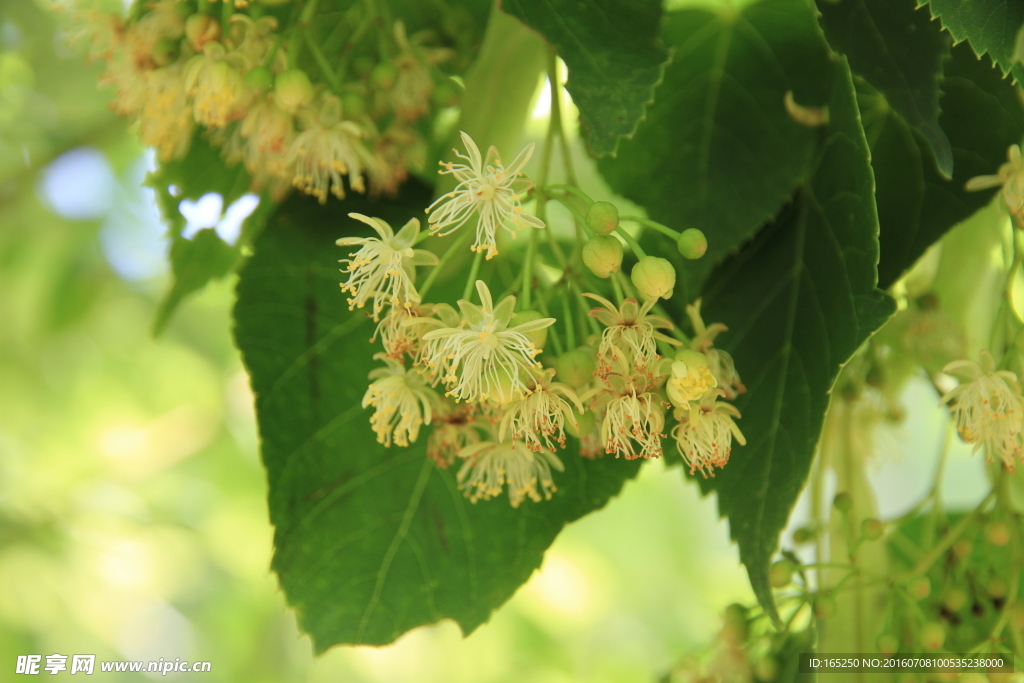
[148,136,273,334]
[868,42,1024,289]
[500,0,668,157]
[695,58,896,625]
[599,0,834,300]
[920,0,1024,85]
[817,0,953,179]
[233,185,642,651]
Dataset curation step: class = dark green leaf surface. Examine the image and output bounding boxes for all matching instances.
[817,0,953,178]
[599,0,835,300]
[869,42,1024,288]
[921,0,1024,84]
[233,187,641,651]
[501,0,668,157]
[695,58,895,624]
[149,136,273,334]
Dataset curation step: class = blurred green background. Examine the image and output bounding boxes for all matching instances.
[0,2,756,680]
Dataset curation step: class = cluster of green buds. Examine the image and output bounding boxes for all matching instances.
[343,130,746,507]
[60,0,461,202]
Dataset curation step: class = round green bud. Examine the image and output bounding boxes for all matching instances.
[512,310,548,350]
[754,657,779,682]
[769,559,795,588]
[371,62,398,89]
[876,633,899,656]
[245,66,274,94]
[582,235,623,279]
[919,621,945,651]
[832,492,853,513]
[274,69,314,112]
[952,538,973,559]
[184,14,220,51]
[566,408,595,438]
[987,576,1009,599]
[722,603,749,643]
[152,37,179,67]
[814,593,837,620]
[342,92,366,118]
[677,228,707,260]
[792,527,815,544]
[586,201,619,235]
[942,586,969,613]
[631,256,676,301]
[907,576,931,600]
[916,292,939,311]
[985,520,1012,547]
[557,347,596,389]
[861,518,884,541]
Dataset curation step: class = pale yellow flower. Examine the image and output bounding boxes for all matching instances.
[425,131,543,259]
[966,144,1024,221]
[941,351,1024,471]
[183,41,252,128]
[672,390,745,477]
[457,439,564,507]
[686,299,744,399]
[666,349,718,407]
[427,402,480,469]
[286,94,371,202]
[337,214,439,320]
[584,293,679,379]
[362,355,439,448]
[498,369,583,452]
[601,390,666,459]
[421,281,554,404]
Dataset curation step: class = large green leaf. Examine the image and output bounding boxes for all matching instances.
[868,41,1024,289]
[500,0,669,157]
[233,186,642,651]
[921,0,1024,85]
[695,58,895,624]
[598,0,835,300]
[149,136,273,334]
[817,0,953,178]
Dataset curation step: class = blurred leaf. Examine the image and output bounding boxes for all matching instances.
[501,0,668,157]
[148,136,274,334]
[233,186,641,650]
[695,58,895,625]
[817,0,953,178]
[869,42,1024,289]
[598,0,834,300]
[921,0,1024,85]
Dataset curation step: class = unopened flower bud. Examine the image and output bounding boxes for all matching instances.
[432,79,460,107]
[582,235,623,278]
[987,577,1008,599]
[586,201,619,235]
[876,633,899,656]
[246,66,274,94]
[920,622,945,650]
[860,518,883,540]
[942,586,968,612]
[557,347,596,389]
[769,559,794,588]
[814,593,837,619]
[792,527,814,544]
[677,228,707,259]
[371,62,398,89]
[833,492,852,513]
[152,37,179,67]
[342,92,366,118]
[274,69,314,112]
[512,310,548,350]
[907,576,931,600]
[185,14,221,51]
[985,520,1012,546]
[723,603,749,643]
[631,256,675,301]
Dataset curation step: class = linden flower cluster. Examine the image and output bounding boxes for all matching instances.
[346,133,743,507]
[62,0,455,202]
[941,350,1024,472]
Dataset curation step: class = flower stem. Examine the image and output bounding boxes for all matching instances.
[547,51,577,186]
[463,250,483,301]
[622,215,681,241]
[616,227,646,259]
[902,489,997,580]
[547,184,593,205]
[561,288,577,349]
[305,28,341,92]
[522,229,538,310]
[418,232,472,299]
